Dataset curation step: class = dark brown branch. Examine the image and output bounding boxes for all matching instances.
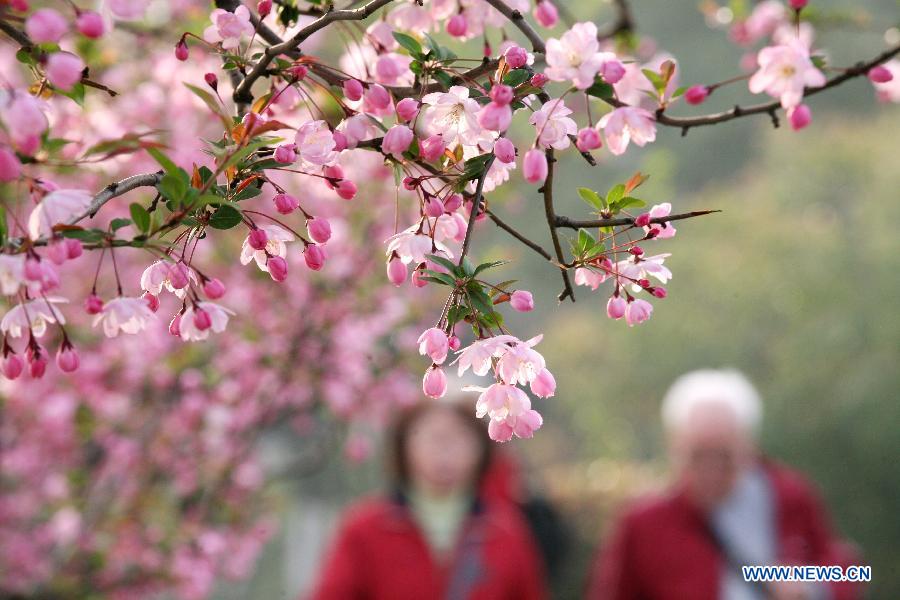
[458,155,496,263]
[486,209,553,261]
[554,209,721,230]
[540,149,576,302]
[0,18,32,47]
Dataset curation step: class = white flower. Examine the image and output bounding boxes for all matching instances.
[453,335,518,377]
[179,302,235,342]
[495,335,546,385]
[1,297,67,338]
[28,189,92,238]
[140,260,197,298]
[92,296,155,337]
[469,383,532,421]
[529,99,578,150]
[240,225,295,272]
[203,6,254,51]
[748,40,826,109]
[617,253,672,292]
[0,254,26,296]
[384,224,453,265]
[295,120,338,167]
[544,22,614,89]
[597,107,657,155]
[420,86,491,149]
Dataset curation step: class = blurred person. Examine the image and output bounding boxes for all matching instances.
[588,369,860,600]
[311,400,547,600]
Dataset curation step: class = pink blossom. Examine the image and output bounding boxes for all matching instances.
[685,85,709,105]
[203,278,226,299]
[0,255,26,296]
[203,6,254,50]
[871,60,900,103]
[240,225,294,272]
[510,290,534,312]
[533,1,558,28]
[454,335,517,377]
[643,203,676,239]
[544,22,616,89]
[505,45,528,69]
[179,302,235,341]
[343,79,364,101]
[386,256,407,286]
[56,345,80,372]
[364,84,392,112]
[92,297,155,337]
[597,107,657,155]
[530,368,556,398]
[382,124,414,157]
[295,120,338,166]
[267,255,288,281]
[749,41,826,108]
[529,99,577,149]
[420,86,487,148]
[477,101,512,132]
[273,192,299,214]
[27,189,92,238]
[140,261,197,297]
[447,14,467,37]
[493,137,516,163]
[274,144,297,163]
[417,327,449,364]
[606,295,626,319]
[496,335,546,385]
[307,218,332,244]
[108,0,148,20]
[1,92,48,153]
[419,134,446,161]
[422,365,447,398]
[523,149,548,184]
[304,244,327,270]
[26,8,68,43]
[788,104,812,130]
[76,11,105,38]
[1,298,67,338]
[576,128,602,152]
[395,98,419,122]
[473,383,531,422]
[574,265,609,290]
[625,298,653,326]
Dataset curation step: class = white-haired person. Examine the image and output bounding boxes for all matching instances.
[588,369,860,600]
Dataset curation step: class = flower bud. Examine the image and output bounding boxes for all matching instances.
[267,255,288,281]
[76,10,104,38]
[2,354,24,379]
[175,40,189,61]
[396,98,419,122]
[412,263,428,288]
[530,368,556,398]
[651,286,667,298]
[868,65,893,83]
[533,1,558,28]
[258,0,273,17]
[273,193,299,214]
[602,60,626,84]
[332,130,348,151]
[204,72,218,90]
[523,149,548,184]
[27,349,47,378]
[489,84,514,106]
[56,345,79,373]
[789,0,807,9]
[343,78,364,101]
[789,104,811,131]
[685,85,709,105]
[26,8,67,43]
[443,193,463,212]
[193,308,212,331]
[336,179,357,200]
[65,238,83,259]
[447,14,467,38]
[504,45,528,69]
[607,295,626,319]
[288,64,308,80]
[307,217,332,244]
[365,84,391,110]
[424,196,444,218]
[510,290,535,312]
[46,52,85,92]
[47,238,68,265]
[0,147,22,182]
[477,102,512,131]
[84,293,104,314]
[382,124,414,157]
[304,244,326,271]
[169,314,182,337]
[423,365,448,398]
[203,278,226,299]
[274,143,297,164]
[629,246,644,256]
[387,256,407,286]
[576,128,602,152]
[625,298,653,326]
[493,137,516,163]
[448,335,462,351]
[419,135,446,162]
[634,213,651,227]
[530,73,549,88]
[248,228,268,250]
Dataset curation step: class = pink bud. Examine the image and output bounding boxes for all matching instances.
[530,73,549,88]
[494,137,516,163]
[169,314,182,337]
[56,346,79,372]
[273,193,299,214]
[396,97,419,122]
[576,128,602,152]
[523,149,548,184]
[629,245,643,256]
[287,64,307,81]
[477,102,512,131]
[651,286,667,298]
[26,8,67,43]
[530,368,556,398]
[203,278,226,299]
[142,292,160,312]
[304,244,326,271]
[168,262,190,290]
[332,130,348,151]
[533,1,559,28]
[412,264,428,288]
[2,354,24,379]
[193,308,212,331]
[204,72,218,90]
[27,349,47,378]
[504,45,528,69]
[45,52,85,92]
[47,238,68,265]
[24,258,42,281]
[382,124,414,157]
[685,85,709,105]
[84,294,104,314]
[258,0,273,17]
[65,238,82,259]
[274,143,297,164]
[448,335,462,351]
[789,104,811,131]
[402,176,417,191]
[419,134,446,162]
[634,213,651,227]
[323,164,345,185]
[601,60,626,84]
[175,40,189,61]
[489,84,514,106]
[510,290,534,312]
[625,298,653,326]
[307,218,332,244]
[0,146,22,182]
[424,196,444,218]
[607,295,626,319]
[343,78,364,101]
[446,14,467,37]
[638,278,651,289]
[365,84,391,110]
[267,255,288,281]
[422,365,448,398]
[336,179,357,200]
[868,65,893,83]
[443,193,463,212]
[10,0,28,11]
[76,11,104,38]
[387,256,407,286]
[248,229,268,250]
[789,0,807,9]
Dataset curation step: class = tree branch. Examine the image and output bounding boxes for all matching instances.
[554,209,721,229]
[485,209,553,261]
[458,155,496,263]
[481,0,546,53]
[70,172,163,224]
[540,149,576,302]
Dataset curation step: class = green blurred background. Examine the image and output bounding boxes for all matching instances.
[214,1,900,598]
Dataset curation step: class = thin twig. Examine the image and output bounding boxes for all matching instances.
[458,155,496,263]
[486,209,553,261]
[554,209,721,229]
[540,149,576,302]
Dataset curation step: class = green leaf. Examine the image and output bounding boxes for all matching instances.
[159,173,187,202]
[422,270,457,286]
[55,83,86,106]
[642,68,666,93]
[60,228,105,243]
[578,187,606,211]
[586,81,615,100]
[146,147,179,176]
[432,70,453,90]
[502,69,529,87]
[447,305,471,326]
[208,204,242,230]
[217,139,270,173]
[606,183,626,205]
[487,279,517,298]
[425,253,461,277]
[129,203,150,233]
[466,287,495,317]
[461,256,476,277]
[472,260,507,276]
[577,229,595,254]
[609,196,646,213]
[392,32,423,57]
[110,218,132,232]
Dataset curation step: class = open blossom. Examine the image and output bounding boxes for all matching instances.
[643,203,676,239]
[140,261,197,298]
[417,327,450,364]
[574,264,611,290]
[93,297,155,337]
[295,120,338,166]
[1,298,67,338]
[625,298,653,326]
[179,302,235,341]
[749,40,826,108]
[384,225,452,265]
[529,99,577,150]
[871,59,900,103]
[420,86,487,148]
[0,254,26,295]
[27,189,92,238]
[203,6,254,50]
[240,225,294,272]
[544,22,618,89]
[598,107,657,155]
[495,335,547,386]
[473,382,531,422]
[488,409,544,442]
[454,335,518,377]
[617,253,672,291]
[1,91,49,153]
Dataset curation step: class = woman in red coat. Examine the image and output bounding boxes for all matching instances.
[311,401,547,600]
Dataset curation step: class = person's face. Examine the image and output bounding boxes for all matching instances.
[406,407,482,497]
[669,404,754,511]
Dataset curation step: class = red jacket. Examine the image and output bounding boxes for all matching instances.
[588,460,860,600]
[311,494,547,600]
